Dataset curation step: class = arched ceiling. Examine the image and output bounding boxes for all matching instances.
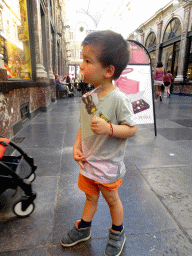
[65,0,111,30]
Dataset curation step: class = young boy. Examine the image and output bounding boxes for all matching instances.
[61,30,137,256]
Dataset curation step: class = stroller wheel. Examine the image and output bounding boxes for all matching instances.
[25,173,36,183]
[13,200,35,217]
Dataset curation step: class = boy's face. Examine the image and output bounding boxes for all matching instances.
[80,44,108,86]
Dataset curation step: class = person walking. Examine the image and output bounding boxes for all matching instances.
[60,30,137,256]
[164,70,173,97]
[153,62,166,101]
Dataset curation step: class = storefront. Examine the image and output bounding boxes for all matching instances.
[161,18,181,79]
[0,0,69,139]
[129,0,192,95]
[0,0,32,80]
[186,28,192,81]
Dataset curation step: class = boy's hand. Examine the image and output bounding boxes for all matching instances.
[91,117,110,135]
[73,149,86,169]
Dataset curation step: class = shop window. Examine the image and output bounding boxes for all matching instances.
[162,42,180,78]
[149,51,156,72]
[145,32,156,49]
[163,18,181,42]
[0,0,31,79]
[186,38,192,80]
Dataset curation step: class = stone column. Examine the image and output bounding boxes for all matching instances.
[32,0,47,78]
[140,32,145,46]
[175,1,192,82]
[155,20,163,65]
[45,5,55,79]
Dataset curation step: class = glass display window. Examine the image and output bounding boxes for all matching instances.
[162,45,174,71]
[149,51,156,73]
[186,38,192,81]
[0,0,32,79]
[162,42,180,78]
[173,42,180,78]
[163,18,181,42]
[145,32,156,49]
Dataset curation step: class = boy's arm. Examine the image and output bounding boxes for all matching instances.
[91,117,136,139]
[109,123,136,138]
[73,128,86,168]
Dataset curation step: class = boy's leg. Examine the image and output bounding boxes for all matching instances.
[81,193,100,222]
[98,186,123,227]
[98,186,126,256]
[61,190,99,247]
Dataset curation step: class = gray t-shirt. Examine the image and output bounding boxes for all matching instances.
[79,87,136,184]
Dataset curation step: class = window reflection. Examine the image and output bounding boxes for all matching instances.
[0,0,31,79]
[162,45,173,71]
[162,42,180,78]
[149,51,156,72]
[163,18,181,42]
[173,42,180,78]
[145,32,156,49]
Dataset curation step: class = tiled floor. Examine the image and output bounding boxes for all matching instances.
[0,94,192,255]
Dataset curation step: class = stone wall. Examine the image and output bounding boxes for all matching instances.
[0,81,56,139]
[172,83,192,95]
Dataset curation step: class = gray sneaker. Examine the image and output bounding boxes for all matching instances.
[61,220,91,247]
[104,227,126,256]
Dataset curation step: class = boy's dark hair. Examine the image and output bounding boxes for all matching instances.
[82,30,129,80]
[157,61,163,68]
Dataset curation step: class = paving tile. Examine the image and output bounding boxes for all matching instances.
[0,247,48,256]
[49,239,107,256]
[13,131,65,149]
[171,119,192,128]
[157,128,192,141]
[13,147,63,177]
[60,148,79,174]
[124,230,192,256]
[140,166,192,230]
[15,123,66,135]
[49,230,192,256]
[0,176,58,251]
[126,139,192,168]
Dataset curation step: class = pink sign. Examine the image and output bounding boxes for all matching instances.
[114,40,154,126]
[129,41,150,64]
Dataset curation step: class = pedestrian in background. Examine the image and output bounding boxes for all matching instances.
[164,70,173,97]
[153,61,166,101]
[60,30,137,256]
[55,75,69,95]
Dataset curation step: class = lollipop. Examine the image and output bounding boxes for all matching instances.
[82,93,97,115]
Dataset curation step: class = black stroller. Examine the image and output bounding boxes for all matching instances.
[0,135,37,217]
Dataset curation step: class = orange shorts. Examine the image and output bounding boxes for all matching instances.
[78,173,123,195]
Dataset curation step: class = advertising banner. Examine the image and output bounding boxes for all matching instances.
[115,40,156,132]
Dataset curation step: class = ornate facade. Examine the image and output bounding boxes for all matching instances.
[128,0,192,95]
